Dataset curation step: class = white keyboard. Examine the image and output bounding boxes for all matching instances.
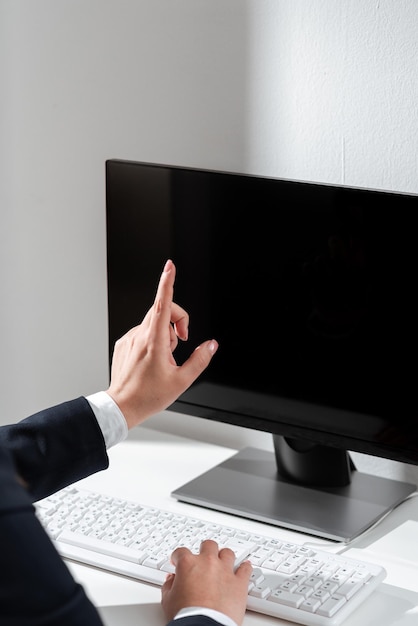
[35,486,386,626]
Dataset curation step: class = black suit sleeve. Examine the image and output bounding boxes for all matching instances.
[0,398,109,625]
[0,396,108,501]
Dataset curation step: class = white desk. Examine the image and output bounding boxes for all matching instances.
[66,426,418,626]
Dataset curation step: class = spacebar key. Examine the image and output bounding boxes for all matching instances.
[58,530,143,563]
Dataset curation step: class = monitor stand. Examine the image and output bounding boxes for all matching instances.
[171,436,416,542]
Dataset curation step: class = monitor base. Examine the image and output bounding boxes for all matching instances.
[171,446,416,542]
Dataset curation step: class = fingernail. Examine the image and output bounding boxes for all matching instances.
[164,259,173,272]
[208,340,218,354]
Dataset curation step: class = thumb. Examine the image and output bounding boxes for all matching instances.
[161,572,175,601]
[162,572,175,592]
[181,340,219,380]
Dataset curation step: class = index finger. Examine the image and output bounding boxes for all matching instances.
[151,259,176,332]
[170,545,193,567]
[155,260,189,340]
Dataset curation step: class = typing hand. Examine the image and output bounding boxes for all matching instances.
[107,259,218,429]
[161,540,252,626]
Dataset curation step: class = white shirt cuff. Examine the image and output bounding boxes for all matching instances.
[86,391,128,449]
[173,607,238,626]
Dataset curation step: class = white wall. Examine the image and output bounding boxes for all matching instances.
[1,0,418,484]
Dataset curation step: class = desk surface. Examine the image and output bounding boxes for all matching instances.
[67,426,418,626]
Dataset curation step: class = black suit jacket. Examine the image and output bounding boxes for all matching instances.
[0,398,220,626]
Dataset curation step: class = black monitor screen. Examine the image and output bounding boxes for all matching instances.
[106,159,418,540]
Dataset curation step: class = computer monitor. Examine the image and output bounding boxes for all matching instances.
[106,158,418,542]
